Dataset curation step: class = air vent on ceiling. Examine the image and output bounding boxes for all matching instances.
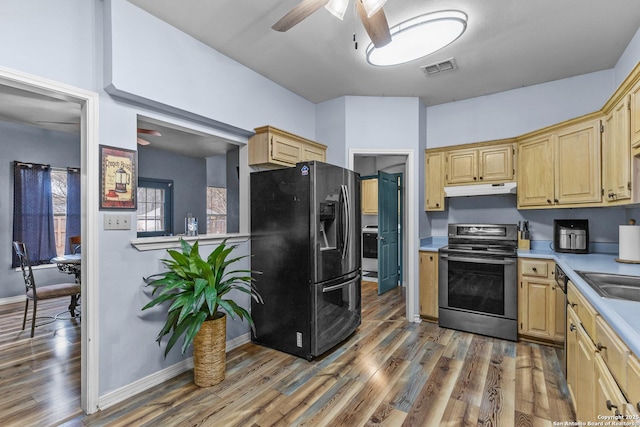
[421,58,457,76]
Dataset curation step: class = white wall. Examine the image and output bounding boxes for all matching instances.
[423,27,640,240]
[426,69,613,149]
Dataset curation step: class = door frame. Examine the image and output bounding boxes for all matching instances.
[0,66,100,413]
[349,149,417,323]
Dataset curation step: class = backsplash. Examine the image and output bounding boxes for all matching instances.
[427,194,628,243]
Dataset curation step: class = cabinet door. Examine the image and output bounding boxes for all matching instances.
[361,179,378,214]
[478,144,514,183]
[446,149,477,184]
[553,285,565,342]
[595,354,626,421]
[603,98,631,202]
[628,355,640,415]
[301,144,326,162]
[566,306,579,407]
[631,80,640,148]
[419,251,438,319]
[425,152,445,211]
[575,323,596,422]
[271,134,301,165]
[555,119,602,205]
[517,134,554,207]
[520,279,554,340]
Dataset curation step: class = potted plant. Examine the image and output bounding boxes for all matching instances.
[142,239,262,387]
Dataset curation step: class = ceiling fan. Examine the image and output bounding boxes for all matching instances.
[36,121,161,145]
[272,0,392,48]
[136,128,162,146]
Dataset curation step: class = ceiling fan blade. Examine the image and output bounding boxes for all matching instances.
[272,0,330,32]
[137,137,151,146]
[137,128,161,136]
[356,0,391,48]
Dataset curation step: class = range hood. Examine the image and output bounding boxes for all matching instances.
[444,182,517,197]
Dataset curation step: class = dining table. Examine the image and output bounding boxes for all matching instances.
[51,253,82,285]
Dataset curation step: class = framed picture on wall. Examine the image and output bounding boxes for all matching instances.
[99,145,137,210]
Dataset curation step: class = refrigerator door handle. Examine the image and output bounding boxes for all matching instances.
[322,274,360,293]
[340,184,350,259]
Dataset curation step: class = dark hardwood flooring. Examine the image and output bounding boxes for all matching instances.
[0,282,574,426]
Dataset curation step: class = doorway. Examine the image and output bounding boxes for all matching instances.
[0,66,99,413]
[351,149,416,323]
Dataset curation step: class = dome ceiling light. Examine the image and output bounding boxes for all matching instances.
[366,10,468,67]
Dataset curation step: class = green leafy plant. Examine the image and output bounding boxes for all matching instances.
[142,239,262,356]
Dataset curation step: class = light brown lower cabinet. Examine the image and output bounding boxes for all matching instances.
[419,251,438,320]
[566,280,640,421]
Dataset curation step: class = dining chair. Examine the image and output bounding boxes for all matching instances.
[68,235,81,254]
[12,241,81,337]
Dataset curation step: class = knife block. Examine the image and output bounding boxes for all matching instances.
[518,238,530,250]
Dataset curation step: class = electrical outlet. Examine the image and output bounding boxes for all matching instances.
[104,214,131,230]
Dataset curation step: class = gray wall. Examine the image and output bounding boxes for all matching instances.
[0,120,80,298]
[138,146,207,235]
[206,148,240,233]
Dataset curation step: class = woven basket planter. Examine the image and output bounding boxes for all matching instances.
[193,313,226,387]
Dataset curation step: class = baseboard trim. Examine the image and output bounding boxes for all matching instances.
[97,332,251,410]
[0,295,25,306]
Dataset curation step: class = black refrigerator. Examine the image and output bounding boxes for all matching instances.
[250,161,361,360]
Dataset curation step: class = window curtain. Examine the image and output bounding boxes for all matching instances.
[12,161,57,267]
[65,167,81,254]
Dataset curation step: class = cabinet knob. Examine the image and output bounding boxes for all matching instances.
[436,203,439,207]
[429,256,433,261]
[570,323,576,331]
[570,302,578,308]
[479,176,483,180]
[606,400,618,411]
[637,402,640,412]
[552,287,556,291]
[597,342,607,351]
[547,199,552,204]
[473,177,477,180]
[532,267,537,272]
[554,199,559,204]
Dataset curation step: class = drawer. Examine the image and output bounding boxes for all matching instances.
[520,259,552,278]
[568,281,598,339]
[628,355,640,412]
[595,316,630,390]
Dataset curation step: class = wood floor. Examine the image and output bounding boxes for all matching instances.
[0,282,575,426]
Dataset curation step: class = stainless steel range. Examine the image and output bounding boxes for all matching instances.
[438,223,518,341]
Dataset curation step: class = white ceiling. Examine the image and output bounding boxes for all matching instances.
[126,0,640,106]
[1,0,639,152]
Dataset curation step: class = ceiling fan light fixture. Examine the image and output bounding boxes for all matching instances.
[366,10,468,67]
[361,0,386,18]
[325,0,349,20]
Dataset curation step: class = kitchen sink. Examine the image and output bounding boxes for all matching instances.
[576,271,640,302]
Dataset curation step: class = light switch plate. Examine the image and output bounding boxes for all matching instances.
[104,213,131,230]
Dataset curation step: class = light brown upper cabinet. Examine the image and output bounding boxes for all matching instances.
[518,116,602,209]
[425,152,444,211]
[555,118,602,205]
[517,133,554,208]
[445,142,515,185]
[361,178,378,214]
[603,96,631,203]
[248,125,327,169]
[631,78,640,149]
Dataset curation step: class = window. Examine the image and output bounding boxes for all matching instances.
[206,187,227,234]
[13,163,80,266]
[137,178,173,237]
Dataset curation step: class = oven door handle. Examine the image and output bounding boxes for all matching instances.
[440,254,516,265]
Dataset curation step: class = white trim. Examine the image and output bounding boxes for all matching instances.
[0,65,101,414]
[349,148,418,324]
[131,233,250,251]
[0,295,26,306]
[97,333,251,410]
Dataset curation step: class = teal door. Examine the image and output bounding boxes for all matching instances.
[377,171,399,295]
